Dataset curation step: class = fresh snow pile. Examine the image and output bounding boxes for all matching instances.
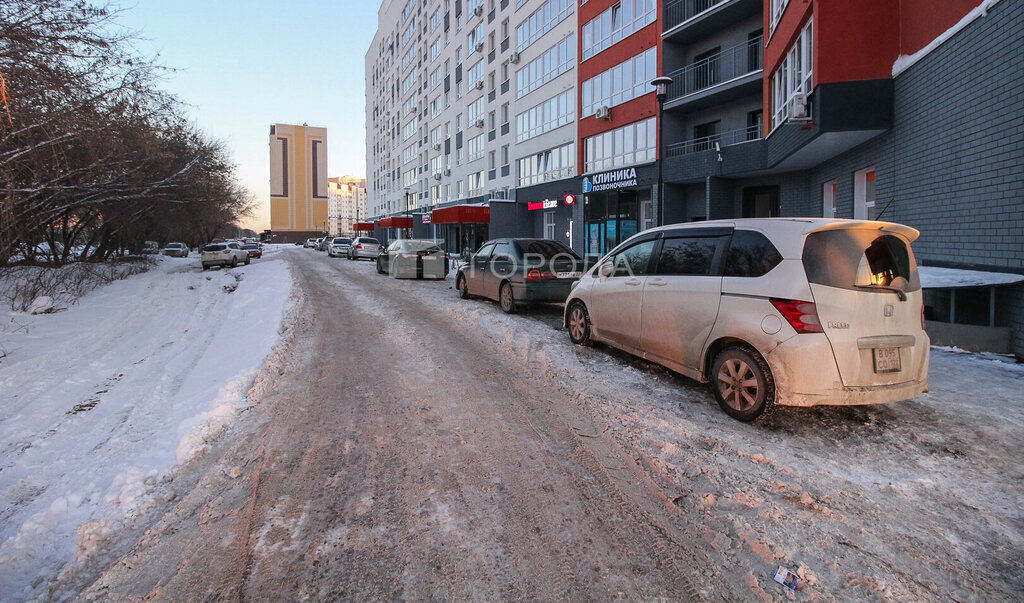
[0,247,294,599]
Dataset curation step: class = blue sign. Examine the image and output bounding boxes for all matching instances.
[582,177,592,193]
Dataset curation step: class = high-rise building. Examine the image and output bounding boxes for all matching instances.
[268,123,329,243]
[328,176,368,237]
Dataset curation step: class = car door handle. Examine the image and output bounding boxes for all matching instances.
[625,280,642,286]
[649,279,667,287]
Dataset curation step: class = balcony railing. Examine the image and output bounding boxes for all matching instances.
[665,124,762,157]
[664,0,727,32]
[666,36,762,101]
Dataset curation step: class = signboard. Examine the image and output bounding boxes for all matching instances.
[563,194,576,205]
[527,199,558,211]
[582,167,638,193]
[423,214,431,223]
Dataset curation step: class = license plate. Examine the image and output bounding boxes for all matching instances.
[556,271,582,279]
[873,347,901,373]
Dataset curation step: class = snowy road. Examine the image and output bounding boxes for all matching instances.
[5,246,1023,600]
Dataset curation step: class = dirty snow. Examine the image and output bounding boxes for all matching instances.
[0,247,293,599]
[919,265,1024,288]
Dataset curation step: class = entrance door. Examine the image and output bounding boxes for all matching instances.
[742,186,779,217]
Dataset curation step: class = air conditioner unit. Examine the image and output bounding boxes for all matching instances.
[473,5,483,16]
[474,80,484,90]
[595,106,612,120]
[433,173,442,180]
[791,93,810,120]
[432,143,441,150]
[473,119,485,128]
[508,52,520,64]
[443,168,451,176]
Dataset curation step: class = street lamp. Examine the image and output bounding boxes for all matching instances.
[651,76,673,226]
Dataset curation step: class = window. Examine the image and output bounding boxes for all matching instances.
[692,120,720,151]
[544,212,556,239]
[770,0,790,32]
[517,142,575,186]
[724,231,782,277]
[430,37,442,61]
[822,180,837,218]
[516,0,574,52]
[581,47,656,117]
[466,59,484,89]
[607,239,656,277]
[854,167,876,220]
[582,0,657,60]
[656,237,720,276]
[583,117,656,173]
[771,18,813,127]
[516,34,575,97]
[468,134,485,161]
[468,171,486,195]
[515,89,575,142]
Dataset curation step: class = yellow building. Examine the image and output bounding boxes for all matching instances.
[269,123,328,242]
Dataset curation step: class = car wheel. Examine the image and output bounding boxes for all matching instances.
[202,264,209,271]
[244,255,250,265]
[457,275,470,299]
[230,257,237,268]
[567,302,593,346]
[376,259,384,274]
[499,282,516,314]
[710,346,776,422]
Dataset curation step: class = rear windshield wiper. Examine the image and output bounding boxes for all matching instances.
[855,284,907,301]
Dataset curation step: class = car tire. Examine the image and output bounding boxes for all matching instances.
[202,264,209,271]
[567,302,593,346]
[244,255,250,265]
[230,257,237,268]
[376,259,384,274]
[457,275,470,299]
[710,345,776,422]
[499,282,516,314]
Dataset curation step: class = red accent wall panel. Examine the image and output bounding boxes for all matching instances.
[898,0,981,56]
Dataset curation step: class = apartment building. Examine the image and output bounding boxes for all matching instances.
[327,176,368,237]
[268,123,329,243]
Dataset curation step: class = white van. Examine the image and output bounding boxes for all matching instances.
[563,218,929,421]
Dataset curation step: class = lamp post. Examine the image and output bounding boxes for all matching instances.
[651,76,673,226]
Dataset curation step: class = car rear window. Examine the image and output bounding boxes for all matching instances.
[244,244,258,249]
[724,230,783,277]
[517,240,581,260]
[203,244,226,252]
[166,243,182,248]
[333,238,351,244]
[802,230,920,291]
[362,238,379,244]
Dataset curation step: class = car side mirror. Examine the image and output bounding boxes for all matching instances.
[598,262,614,279]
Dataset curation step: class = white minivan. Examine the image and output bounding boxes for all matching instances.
[564,218,930,421]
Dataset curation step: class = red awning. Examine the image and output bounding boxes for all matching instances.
[354,222,375,231]
[378,216,413,228]
[431,205,490,224]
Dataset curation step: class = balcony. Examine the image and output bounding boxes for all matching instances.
[665,36,762,112]
[664,0,762,44]
[666,124,761,157]
[663,125,765,183]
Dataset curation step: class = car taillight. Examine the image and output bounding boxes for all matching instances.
[770,298,823,334]
[356,244,362,248]
[526,269,557,280]
[222,250,230,255]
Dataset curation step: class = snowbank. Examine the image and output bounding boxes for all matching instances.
[0,250,294,599]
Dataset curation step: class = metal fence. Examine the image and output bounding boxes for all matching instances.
[666,36,763,101]
[665,124,762,157]
[664,0,725,31]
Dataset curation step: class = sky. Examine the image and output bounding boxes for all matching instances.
[117,0,381,232]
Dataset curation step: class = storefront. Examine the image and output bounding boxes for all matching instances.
[376,216,413,244]
[430,204,490,258]
[514,177,583,254]
[580,164,657,257]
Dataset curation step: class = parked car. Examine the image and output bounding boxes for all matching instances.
[563,218,930,422]
[201,242,249,270]
[455,238,587,313]
[242,243,262,259]
[140,240,160,255]
[316,237,331,251]
[377,239,448,279]
[348,237,381,260]
[161,242,189,257]
[304,238,317,248]
[327,237,352,257]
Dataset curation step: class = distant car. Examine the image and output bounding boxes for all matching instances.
[327,237,352,257]
[161,242,189,257]
[456,239,586,313]
[563,218,930,422]
[377,239,448,279]
[347,237,381,260]
[242,243,262,259]
[304,238,317,248]
[141,241,160,255]
[317,237,332,251]
[201,242,249,270]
